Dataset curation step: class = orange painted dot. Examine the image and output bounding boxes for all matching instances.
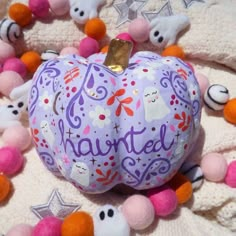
[168,172,192,204]
[162,45,186,60]
[224,98,236,124]
[0,174,11,203]
[84,18,106,41]
[21,51,41,73]
[61,211,94,236]
[9,3,32,27]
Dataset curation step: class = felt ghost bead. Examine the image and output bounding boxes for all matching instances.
[0,18,22,44]
[69,0,106,24]
[41,50,59,62]
[94,205,130,236]
[204,84,230,110]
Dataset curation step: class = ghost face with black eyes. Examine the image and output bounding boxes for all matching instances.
[93,204,130,236]
[70,161,90,187]
[149,15,190,49]
[143,86,170,122]
[69,0,105,24]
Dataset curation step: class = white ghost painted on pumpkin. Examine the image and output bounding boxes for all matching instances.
[143,86,170,122]
[40,120,55,148]
[70,162,90,187]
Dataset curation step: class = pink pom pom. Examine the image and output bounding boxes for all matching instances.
[2,125,32,151]
[0,146,24,176]
[116,32,136,45]
[147,185,178,217]
[3,58,27,78]
[48,0,70,16]
[121,194,155,230]
[201,152,227,182]
[60,47,79,56]
[0,40,15,64]
[0,63,3,73]
[195,73,210,96]
[29,0,50,18]
[79,37,99,58]
[128,18,150,43]
[224,161,236,188]
[6,224,33,236]
[33,216,62,236]
[0,71,24,97]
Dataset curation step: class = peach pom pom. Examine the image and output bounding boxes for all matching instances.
[128,18,150,43]
[2,125,32,151]
[48,0,70,16]
[162,45,185,60]
[0,71,24,97]
[121,194,155,230]
[60,47,79,56]
[84,18,106,41]
[6,224,33,236]
[0,40,15,63]
[61,212,94,236]
[201,152,228,182]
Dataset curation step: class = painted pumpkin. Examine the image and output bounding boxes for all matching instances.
[29,51,201,193]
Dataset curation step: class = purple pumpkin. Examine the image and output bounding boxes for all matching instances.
[29,51,201,193]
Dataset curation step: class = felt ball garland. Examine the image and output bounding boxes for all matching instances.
[1,1,236,235]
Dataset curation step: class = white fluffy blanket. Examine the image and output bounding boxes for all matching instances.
[1,0,236,235]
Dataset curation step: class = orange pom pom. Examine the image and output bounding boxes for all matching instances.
[100,45,109,53]
[84,18,106,41]
[61,211,94,236]
[168,172,192,204]
[9,3,32,27]
[0,174,12,203]
[224,98,236,124]
[21,51,41,73]
[162,45,185,60]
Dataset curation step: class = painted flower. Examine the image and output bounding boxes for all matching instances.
[89,105,111,128]
[132,66,156,81]
[38,90,53,110]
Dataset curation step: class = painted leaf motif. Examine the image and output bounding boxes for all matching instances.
[114,89,125,97]
[116,103,122,116]
[106,169,111,178]
[83,125,90,135]
[124,106,134,116]
[97,177,107,182]
[107,95,116,105]
[96,169,104,176]
[110,77,116,86]
[121,97,133,104]
[174,113,181,120]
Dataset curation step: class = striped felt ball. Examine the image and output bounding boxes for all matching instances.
[204,84,230,111]
[180,161,204,190]
[0,18,21,44]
